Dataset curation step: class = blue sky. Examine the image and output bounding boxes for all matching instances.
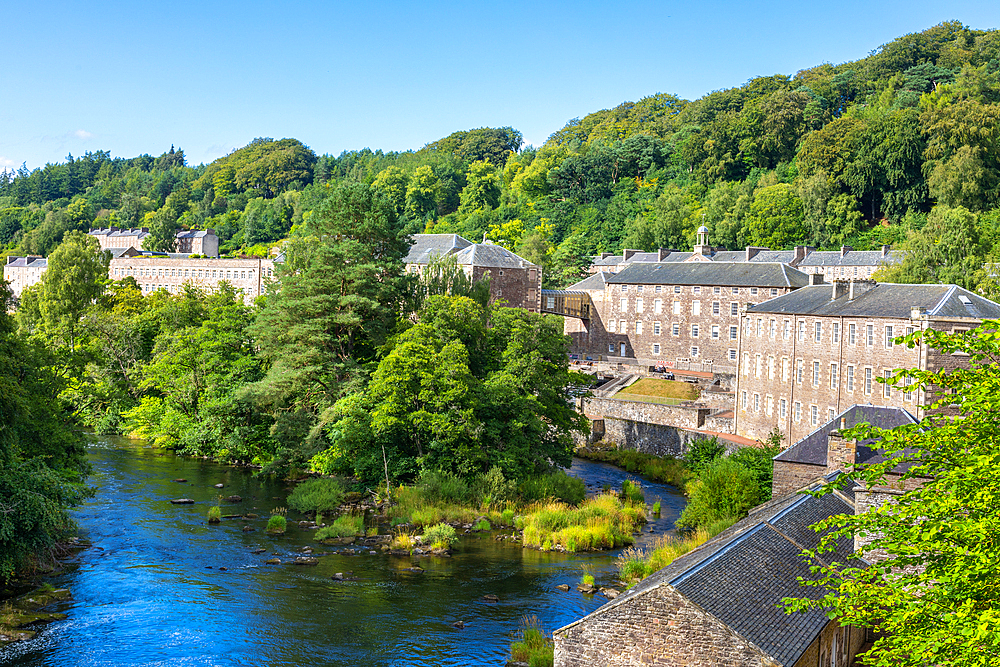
[2,1,997,171]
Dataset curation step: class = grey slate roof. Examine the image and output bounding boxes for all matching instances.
[798,250,901,267]
[451,243,536,269]
[4,256,48,268]
[747,283,1000,319]
[404,234,473,264]
[751,250,799,263]
[607,262,809,288]
[775,405,918,466]
[565,272,611,291]
[566,477,859,666]
[591,255,623,266]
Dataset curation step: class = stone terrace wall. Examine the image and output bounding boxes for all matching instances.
[602,417,710,457]
[554,583,773,667]
[583,397,710,430]
[772,461,827,498]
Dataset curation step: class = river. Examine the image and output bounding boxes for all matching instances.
[1,436,686,667]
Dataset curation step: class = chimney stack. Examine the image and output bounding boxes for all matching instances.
[623,248,641,262]
[809,273,824,286]
[882,244,891,257]
[841,245,853,258]
[832,280,849,300]
[848,279,876,301]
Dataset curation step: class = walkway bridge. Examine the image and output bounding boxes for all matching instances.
[540,289,591,320]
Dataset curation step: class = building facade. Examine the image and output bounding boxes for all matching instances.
[3,256,48,298]
[109,254,279,302]
[88,227,220,255]
[566,262,811,368]
[734,280,1000,444]
[795,246,900,281]
[404,234,542,312]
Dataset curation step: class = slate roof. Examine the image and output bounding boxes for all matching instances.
[607,262,809,288]
[747,283,1000,319]
[452,243,536,269]
[4,256,48,268]
[775,405,918,466]
[566,272,611,291]
[751,250,800,264]
[798,250,901,267]
[404,234,473,264]
[560,476,859,666]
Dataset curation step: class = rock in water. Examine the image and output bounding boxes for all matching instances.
[214,483,224,488]
[332,573,344,580]
[556,584,570,592]
[225,495,242,503]
[601,587,620,599]
[452,620,466,629]
[170,498,195,504]
[172,478,187,483]
[482,594,499,602]
[264,558,281,565]
[293,557,319,566]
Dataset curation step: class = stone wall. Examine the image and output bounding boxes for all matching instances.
[771,461,827,497]
[583,397,710,430]
[554,583,775,667]
[471,264,541,313]
[601,417,711,457]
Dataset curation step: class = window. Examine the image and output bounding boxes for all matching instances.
[691,346,699,357]
[769,319,776,338]
[753,393,760,412]
[770,288,778,296]
[622,285,629,292]
[832,322,840,343]
[653,343,660,354]
[654,285,662,293]
[636,285,643,293]
[654,321,661,335]
[885,325,894,348]
[766,396,773,416]
[673,285,681,293]
[636,298,644,313]
[729,325,738,340]
[672,323,680,336]
[693,286,701,295]
[673,301,681,315]
[796,359,803,384]
[814,321,822,342]
[711,325,719,339]
[743,353,750,375]
[783,320,791,340]
[847,365,855,391]
[865,367,873,394]
[654,299,663,314]
[730,302,739,316]
[751,287,758,296]
[794,401,802,422]
[619,320,626,334]
[884,370,892,398]
[755,354,762,378]
[812,361,820,386]
[692,300,701,316]
[828,408,836,422]
[811,404,818,426]
[741,391,748,410]
[797,320,805,341]
[713,287,721,294]
[780,398,787,419]
[767,356,774,380]
[635,321,643,335]
[691,324,699,338]
[608,344,615,353]
[831,363,838,389]
[728,349,737,361]
[903,376,914,401]
[866,324,874,347]
[712,301,720,315]
[781,358,789,382]
[609,320,617,334]
[906,326,914,336]
[849,323,856,345]
[732,287,739,294]
[620,298,627,312]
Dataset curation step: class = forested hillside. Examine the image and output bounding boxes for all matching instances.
[2,19,999,293]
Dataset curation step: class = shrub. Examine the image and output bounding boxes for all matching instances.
[472,519,491,531]
[729,444,781,501]
[501,508,515,526]
[652,500,661,516]
[207,506,221,524]
[479,466,516,506]
[391,532,417,552]
[620,479,644,506]
[315,514,364,540]
[580,566,595,587]
[422,522,458,549]
[683,437,726,473]
[287,478,345,515]
[509,615,554,667]
[675,458,762,532]
[519,470,586,505]
[266,515,286,534]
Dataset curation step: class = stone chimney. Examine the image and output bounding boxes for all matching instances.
[832,280,849,300]
[809,273,824,286]
[826,418,857,474]
[623,249,641,262]
[600,252,613,260]
[792,246,813,265]
[744,246,764,261]
[910,305,926,320]
[658,248,681,261]
[881,245,891,257]
[840,245,853,257]
[848,279,876,301]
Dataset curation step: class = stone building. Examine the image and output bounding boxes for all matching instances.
[795,246,900,281]
[568,262,810,369]
[88,227,220,255]
[734,280,1000,444]
[404,234,542,312]
[3,256,48,298]
[109,253,279,303]
[554,473,865,667]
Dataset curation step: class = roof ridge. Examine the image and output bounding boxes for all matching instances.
[668,522,769,587]
[930,284,958,316]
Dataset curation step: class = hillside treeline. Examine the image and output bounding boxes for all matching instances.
[3,21,1000,292]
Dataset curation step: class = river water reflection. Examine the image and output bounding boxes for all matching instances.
[1,437,685,667]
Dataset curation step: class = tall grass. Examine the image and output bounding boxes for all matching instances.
[520,493,646,552]
[287,478,345,515]
[617,516,737,585]
[315,514,364,540]
[509,615,554,667]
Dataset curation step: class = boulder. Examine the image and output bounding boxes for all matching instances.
[452,620,466,629]
[264,558,281,565]
[172,478,187,483]
[170,498,195,504]
[214,484,224,488]
[332,573,344,580]
[576,583,596,594]
[225,495,242,503]
[482,594,499,602]
[251,548,266,554]
[556,584,570,592]
[601,587,621,599]
[292,557,318,566]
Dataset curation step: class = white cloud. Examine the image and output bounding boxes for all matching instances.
[74,129,93,139]
[0,156,15,167]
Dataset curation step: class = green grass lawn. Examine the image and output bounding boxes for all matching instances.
[615,378,699,402]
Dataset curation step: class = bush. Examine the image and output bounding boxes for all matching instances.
[675,458,763,532]
[479,466,516,506]
[422,522,458,550]
[315,514,364,540]
[519,470,586,505]
[266,515,287,534]
[620,479,644,506]
[501,508,515,525]
[472,518,491,531]
[728,445,781,501]
[509,615,554,667]
[207,506,221,524]
[287,478,345,515]
[391,532,417,552]
[683,437,726,473]
[652,500,661,515]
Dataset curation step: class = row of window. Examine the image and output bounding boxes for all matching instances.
[113,267,273,280]
[138,283,255,295]
[610,320,740,340]
[742,353,916,399]
[748,318,915,348]
[618,298,743,316]
[739,389,912,427]
[620,285,779,297]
